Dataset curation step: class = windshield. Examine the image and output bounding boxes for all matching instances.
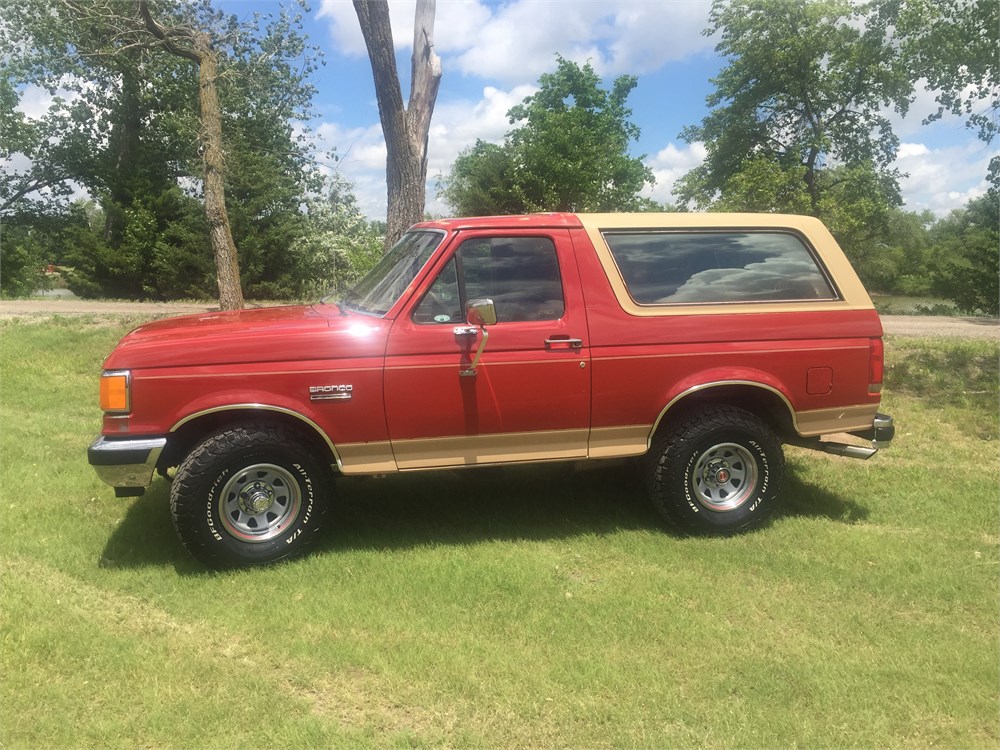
[326,230,445,316]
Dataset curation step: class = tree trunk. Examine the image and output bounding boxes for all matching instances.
[354,0,441,251]
[138,0,244,310]
[194,35,244,310]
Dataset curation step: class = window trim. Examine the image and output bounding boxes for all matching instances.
[411,234,567,325]
[599,227,843,308]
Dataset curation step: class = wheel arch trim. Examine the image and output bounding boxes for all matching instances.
[649,380,797,445]
[170,404,344,471]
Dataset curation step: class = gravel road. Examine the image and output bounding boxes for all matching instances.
[0,299,997,339]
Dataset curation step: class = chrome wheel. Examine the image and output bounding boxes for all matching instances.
[219,463,302,543]
[690,442,758,512]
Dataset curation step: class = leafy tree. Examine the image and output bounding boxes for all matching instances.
[886,0,999,186]
[287,174,384,298]
[1,0,323,304]
[890,210,937,297]
[0,224,48,297]
[929,191,1000,316]
[886,0,999,145]
[440,57,654,215]
[677,0,911,214]
[354,0,441,250]
[439,141,523,216]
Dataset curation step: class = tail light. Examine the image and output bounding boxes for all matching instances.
[869,338,884,394]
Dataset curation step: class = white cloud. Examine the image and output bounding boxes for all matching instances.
[317,0,492,56]
[451,0,716,81]
[318,0,715,82]
[307,83,538,218]
[427,84,536,174]
[15,82,81,119]
[895,141,995,216]
[896,142,930,159]
[312,2,992,221]
[884,78,981,138]
[312,0,717,217]
[641,141,707,205]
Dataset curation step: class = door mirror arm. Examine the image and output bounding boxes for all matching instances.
[459,298,496,377]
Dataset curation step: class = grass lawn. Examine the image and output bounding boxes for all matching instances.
[1,316,997,748]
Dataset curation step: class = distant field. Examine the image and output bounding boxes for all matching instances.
[1,317,997,748]
[872,294,959,315]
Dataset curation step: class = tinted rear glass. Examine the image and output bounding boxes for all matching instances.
[603,231,837,305]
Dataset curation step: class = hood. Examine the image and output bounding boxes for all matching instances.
[104,303,391,370]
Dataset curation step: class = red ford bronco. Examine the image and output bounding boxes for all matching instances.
[89,213,894,568]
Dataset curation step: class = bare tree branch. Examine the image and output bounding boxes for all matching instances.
[137,0,201,63]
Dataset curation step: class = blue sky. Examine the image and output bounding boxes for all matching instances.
[204,1,997,219]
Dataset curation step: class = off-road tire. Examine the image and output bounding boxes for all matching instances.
[646,405,784,535]
[170,423,330,568]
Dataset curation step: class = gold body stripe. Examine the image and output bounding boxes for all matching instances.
[391,429,589,470]
[794,404,880,437]
[336,441,397,474]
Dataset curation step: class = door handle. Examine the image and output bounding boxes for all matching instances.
[544,337,583,349]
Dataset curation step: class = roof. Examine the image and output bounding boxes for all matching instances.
[413,212,829,233]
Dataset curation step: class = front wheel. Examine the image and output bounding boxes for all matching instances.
[170,423,331,568]
[646,405,784,535]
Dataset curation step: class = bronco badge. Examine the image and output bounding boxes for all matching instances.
[309,384,353,401]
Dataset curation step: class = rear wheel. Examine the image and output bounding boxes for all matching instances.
[170,423,331,568]
[646,405,783,535]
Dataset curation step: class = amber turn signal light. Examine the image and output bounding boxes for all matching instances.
[100,371,131,413]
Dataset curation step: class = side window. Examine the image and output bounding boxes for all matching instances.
[602,231,837,305]
[413,236,565,324]
[412,257,462,324]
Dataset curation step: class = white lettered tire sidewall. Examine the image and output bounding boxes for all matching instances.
[170,424,329,568]
[647,406,784,535]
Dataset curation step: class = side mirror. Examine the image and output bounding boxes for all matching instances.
[460,298,496,377]
[466,298,497,327]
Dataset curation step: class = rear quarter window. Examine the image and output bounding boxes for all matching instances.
[602,231,838,305]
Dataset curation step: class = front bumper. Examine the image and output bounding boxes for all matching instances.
[88,435,167,497]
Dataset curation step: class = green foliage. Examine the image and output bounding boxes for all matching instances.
[57,193,215,300]
[0,225,47,297]
[288,175,385,298]
[707,157,811,214]
[886,0,999,146]
[0,0,339,302]
[440,57,654,215]
[674,0,997,297]
[929,191,1000,316]
[886,337,999,412]
[678,0,910,215]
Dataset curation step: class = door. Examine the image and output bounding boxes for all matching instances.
[384,229,591,469]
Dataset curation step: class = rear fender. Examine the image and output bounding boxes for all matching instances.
[651,369,796,440]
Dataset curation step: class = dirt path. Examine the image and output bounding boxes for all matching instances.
[0,300,218,318]
[880,315,998,340]
[0,299,996,339]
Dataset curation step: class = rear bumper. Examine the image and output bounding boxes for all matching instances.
[792,412,895,460]
[88,435,167,497]
[849,412,895,448]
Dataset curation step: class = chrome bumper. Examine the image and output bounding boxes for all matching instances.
[851,412,896,449]
[791,413,895,461]
[88,435,167,497]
